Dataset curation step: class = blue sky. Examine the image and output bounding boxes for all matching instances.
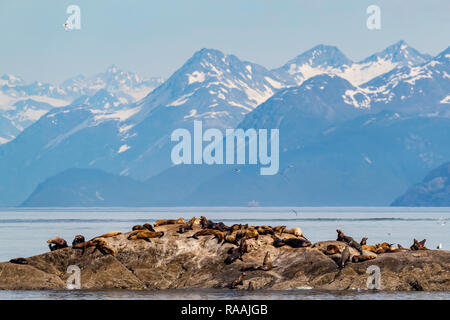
[0,0,449,83]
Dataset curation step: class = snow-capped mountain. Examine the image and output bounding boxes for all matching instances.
[61,65,164,103]
[0,42,448,207]
[362,46,450,115]
[99,48,288,178]
[0,66,163,144]
[272,41,432,86]
[134,48,285,128]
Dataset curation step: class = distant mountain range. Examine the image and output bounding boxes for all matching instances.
[0,66,164,144]
[1,40,449,207]
[392,162,450,206]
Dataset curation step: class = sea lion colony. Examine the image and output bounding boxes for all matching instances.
[9,217,431,279]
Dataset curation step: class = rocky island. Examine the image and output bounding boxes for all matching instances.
[1,217,449,291]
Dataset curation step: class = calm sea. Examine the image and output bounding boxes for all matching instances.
[0,207,449,300]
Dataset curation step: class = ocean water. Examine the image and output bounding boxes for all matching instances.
[0,206,449,300]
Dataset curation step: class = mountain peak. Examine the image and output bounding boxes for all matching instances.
[287,44,353,69]
[106,64,120,74]
[361,40,430,66]
[435,46,450,62]
[0,74,24,86]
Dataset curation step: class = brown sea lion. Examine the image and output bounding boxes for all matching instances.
[177,223,194,234]
[360,237,368,246]
[225,238,248,265]
[188,229,225,243]
[272,236,311,248]
[352,254,376,263]
[336,229,363,254]
[256,226,275,235]
[410,239,428,251]
[283,227,303,237]
[127,230,164,242]
[231,272,246,289]
[362,244,378,253]
[72,235,85,247]
[47,237,68,251]
[200,216,215,229]
[324,244,340,255]
[273,226,286,235]
[241,251,274,272]
[95,231,122,239]
[223,232,240,246]
[73,237,116,255]
[243,228,259,240]
[154,218,185,227]
[338,246,351,268]
[87,238,116,255]
[9,257,28,265]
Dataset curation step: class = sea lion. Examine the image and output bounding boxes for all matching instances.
[243,228,259,240]
[410,239,428,251]
[241,251,274,272]
[225,238,248,265]
[132,224,155,231]
[188,229,225,243]
[336,229,363,254]
[231,272,246,289]
[177,222,194,234]
[72,235,85,247]
[256,226,275,236]
[9,258,28,265]
[143,223,155,232]
[351,254,376,263]
[47,237,68,251]
[273,226,286,235]
[223,232,240,246]
[272,236,311,248]
[283,227,303,238]
[94,231,122,239]
[374,242,397,253]
[324,244,340,255]
[87,238,116,255]
[127,230,164,242]
[200,216,215,229]
[73,237,117,255]
[177,217,202,233]
[362,244,379,253]
[360,237,368,246]
[154,218,185,227]
[339,246,351,268]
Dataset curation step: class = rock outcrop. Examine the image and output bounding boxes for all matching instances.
[1,224,449,291]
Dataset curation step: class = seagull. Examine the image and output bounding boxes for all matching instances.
[234,168,240,173]
[63,21,69,31]
[291,209,298,216]
[437,243,443,249]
